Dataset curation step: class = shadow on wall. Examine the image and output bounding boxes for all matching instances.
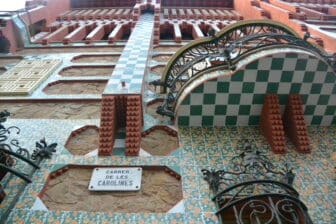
[0,34,10,53]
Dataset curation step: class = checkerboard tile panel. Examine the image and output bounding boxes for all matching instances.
[104,14,154,94]
[177,53,336,126]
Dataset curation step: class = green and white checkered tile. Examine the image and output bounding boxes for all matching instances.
[177,52,336,126]
[104,14,154,94]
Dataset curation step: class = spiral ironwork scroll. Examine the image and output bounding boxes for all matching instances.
[0,110,57,182]
[202,139,313,223]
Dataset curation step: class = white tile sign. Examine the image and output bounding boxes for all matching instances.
[88,167,142,191]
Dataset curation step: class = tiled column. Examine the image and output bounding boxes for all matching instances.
[99,13,154,156]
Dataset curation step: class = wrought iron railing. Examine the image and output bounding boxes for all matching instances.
[202,139,313,224]
[0,110,57,222]
[153,20,336,118]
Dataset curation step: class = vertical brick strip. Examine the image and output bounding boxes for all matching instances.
[125,95,142,156]
[283,94,310,153]
[98,95,116,156]
[260,94,286,153]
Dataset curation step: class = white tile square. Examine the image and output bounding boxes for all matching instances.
[204,81,217,93]
[236,116,249,126]
[306,95,319,105]
[215,93,228,104]
[190,93,204,105]
[254,83,267,94]
[190,116,202,126]
[213,116,226,126]
[226,105,239,115]
[229,82,243,93]
[202,105,215,116]
[240,93,254,104]
[278,83,291,94]
[243,70,257,82]
[282,58,297,71]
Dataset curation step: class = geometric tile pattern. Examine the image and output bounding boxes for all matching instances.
[177,53,336,126]
[104,14,154,94]
[2,123,335,224]
[0,59,62,96]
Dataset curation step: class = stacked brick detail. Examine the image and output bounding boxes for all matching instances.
[153,4,161,44]
[260,94,286,153]
[141,125,178,138]
[98,95,116,156]
[283,94,310,153]
[125,96,142,156]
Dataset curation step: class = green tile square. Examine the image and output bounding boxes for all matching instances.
[286,53,298,58]
[325,106,336,115]
[217,82,230,93]
[280,71,293,82]
[311,116,322,125]
[231,70,244,81]
[278,94,287,104]
[271,58,284,70]
[252,94,264,104]
[226,116,237,125]
[190,105,202,115]
[203,93,216,104]
[300,94,308,104]
[245,60,258,69]
[193,84,204,93]
[215,105,227,115]
[178,116,189,126]
[228,94,241,104]
[266,82,279,93]
[316,61,328,71]
[202,116,214,126]
[242,82,255,93]
[333,86,336,94]
[310,84,323,94]
[290,83,302,93]
[304,105,316,115]
[303,72,314,82]
[317,95,330,105]
[181,95,190,105]
[324,72,336,83]
[256,70,269,82]
[248,116,259,125]
[332,117,336,125]
[239,105,251,115]
[295,59,307,70]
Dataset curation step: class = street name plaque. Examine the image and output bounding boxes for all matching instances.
[88,167,142,191]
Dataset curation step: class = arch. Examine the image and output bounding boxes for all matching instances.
[156,20,336,119]
[160,20,302,93]
[174,49,336,126]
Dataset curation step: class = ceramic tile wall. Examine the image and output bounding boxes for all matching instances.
[177,53,336,126]
[104,13,154,94]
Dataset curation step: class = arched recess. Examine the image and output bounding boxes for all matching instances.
[174,49,336,127]
[180,22,194,40]
[160,22,174,40]
[198,22,212,37]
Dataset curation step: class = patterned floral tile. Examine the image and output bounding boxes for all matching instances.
[1,115,335,224]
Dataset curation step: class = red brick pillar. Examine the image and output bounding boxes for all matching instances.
[260,94,286,153]
[98,95,116,156]
[125,96,142,156]
[283,94,310,153]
